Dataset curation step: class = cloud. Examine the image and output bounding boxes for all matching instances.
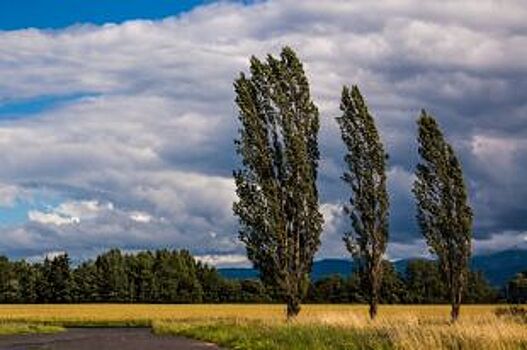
[195,253,250,268]
[473,231,527,254]
[25,250,68,263]
[0,0,526,260]
[129,211,152,223]
[27,200,112,226]
[386,239,430,261]
[0,183,24,207]
[28,210,80,226]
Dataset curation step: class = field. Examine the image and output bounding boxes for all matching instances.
[0,304,526,349]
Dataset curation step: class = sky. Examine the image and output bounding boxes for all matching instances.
[0,0,526,267]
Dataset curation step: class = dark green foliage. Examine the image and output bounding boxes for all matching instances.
[413,111,473,321]
[48,253,72,303]
[506,271,527,303]
[404,259,497,304]
[305,260,496,304]
[126,251,155,302]
[35,260,50,302]
[0,249,219,303]
[0,256,19,302]
[404,259,447,303]
[337,85,389,319]
[307,261,406,304]
[153,249,203,303]
[196,261,224,302]
[95,249,129,302]
[233,47,323,317]
[308,275,354,303]
[464,270,498,303]
[72,261,98,302]
[238,279,273,303]
[379,261,407,304]
[14,261,37,303]
[0,251,499,304]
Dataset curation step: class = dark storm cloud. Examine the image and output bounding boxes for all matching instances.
[0,0,526,263]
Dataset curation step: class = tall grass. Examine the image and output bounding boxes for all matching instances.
[154,313,527,350]
[0,304,525,348]
[154,319,392,350]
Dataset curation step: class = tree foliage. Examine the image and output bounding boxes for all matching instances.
[336,85,389,319]
[0,251,499,304]
[233,47,324,317]
[507,271,527,303]
[413,110,473,321]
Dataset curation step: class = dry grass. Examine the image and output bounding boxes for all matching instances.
[306,311,527,350]
[0,304,501,323]
[0,304,525,349]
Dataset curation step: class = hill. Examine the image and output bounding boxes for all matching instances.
[218,249,527,287]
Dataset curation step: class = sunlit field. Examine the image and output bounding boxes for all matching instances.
[0,304,501,325]
[0,304,526,349]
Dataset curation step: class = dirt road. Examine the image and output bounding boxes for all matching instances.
[0,328,222,350]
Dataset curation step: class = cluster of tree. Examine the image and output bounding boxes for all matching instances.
[0,250,498,304]
[506,271,527,303]
[233,47,473,321]
[0,250,228,303]
[308,260,497,304]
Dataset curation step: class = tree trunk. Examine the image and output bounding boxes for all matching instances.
[286,295,301,320]
[450,286,462,322]
[369,268,379,320]
[369,300,378,320]
[451,302,460,322]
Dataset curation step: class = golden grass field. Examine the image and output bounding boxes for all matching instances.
[0,304,525,349]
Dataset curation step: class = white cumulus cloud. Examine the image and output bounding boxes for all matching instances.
[0,0,526,260]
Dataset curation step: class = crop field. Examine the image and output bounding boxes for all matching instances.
[0,304,526,349]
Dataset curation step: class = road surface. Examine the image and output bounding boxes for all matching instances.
[0,328,222,350]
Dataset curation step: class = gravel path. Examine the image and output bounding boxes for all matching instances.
[0,328,222,350]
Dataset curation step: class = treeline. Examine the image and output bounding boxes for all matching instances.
[0,249,214,303]
[0,249,499,304]
[507,271,527,303]
[309,260,498,304]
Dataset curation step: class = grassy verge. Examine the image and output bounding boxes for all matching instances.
[0,322,64,335]
[14,319,152,328]
[152,316,527,350]
[153,319,392,350]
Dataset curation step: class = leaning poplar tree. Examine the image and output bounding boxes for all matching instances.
[413,110,473,322]
[233,47,324,318]
[336,85,389,320]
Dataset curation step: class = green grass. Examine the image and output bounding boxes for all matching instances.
[28,319,152,328]
[0,322,64,335]
[153,319,392,350]
[152,314,527,350]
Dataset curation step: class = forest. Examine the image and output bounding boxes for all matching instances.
[0,249,514,304]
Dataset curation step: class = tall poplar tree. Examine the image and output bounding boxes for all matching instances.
[233,47,324,318]
[336,85,389,320]
[413,110,473,322]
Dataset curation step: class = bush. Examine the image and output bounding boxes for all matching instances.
[495,305,527,323]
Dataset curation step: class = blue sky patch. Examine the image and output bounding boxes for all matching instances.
[0,190,64,227]
[0,0,224,30]
[0,94,98,120]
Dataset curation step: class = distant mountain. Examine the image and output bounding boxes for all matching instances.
[471,249,527,287]
[310,258,353,280]
[218,249,527,288]
[218,267,260,280]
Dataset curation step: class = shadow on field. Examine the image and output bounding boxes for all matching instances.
[0,328,221,350]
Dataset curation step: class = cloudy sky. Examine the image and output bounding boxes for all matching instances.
[0,0,526,266]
